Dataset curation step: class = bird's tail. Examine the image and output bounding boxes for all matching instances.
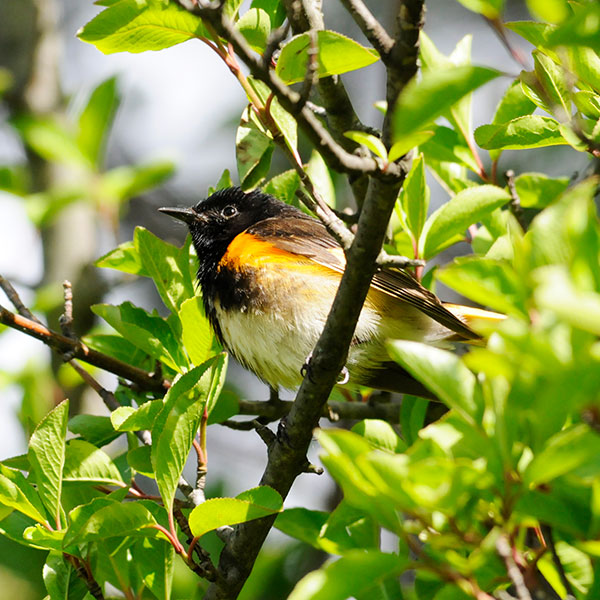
[443,303,506,343]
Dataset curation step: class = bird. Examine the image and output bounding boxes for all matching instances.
[159,187,503,399]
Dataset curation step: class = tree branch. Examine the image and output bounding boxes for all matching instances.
[202,3,425,595]
[188,1,407,180]
[281,0,371,206]
[0,303,169,394]
[338,0,394,57]
[235,397,402,422]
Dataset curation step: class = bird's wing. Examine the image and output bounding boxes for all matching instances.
[248,215,480,341]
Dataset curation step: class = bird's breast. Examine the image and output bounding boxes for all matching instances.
[211,259,342,389]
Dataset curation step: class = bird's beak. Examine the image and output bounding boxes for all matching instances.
[158,206,197,225]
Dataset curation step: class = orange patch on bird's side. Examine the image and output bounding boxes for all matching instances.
[219,232,332,275]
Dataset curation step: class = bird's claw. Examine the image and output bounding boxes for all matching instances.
[300,352,315,383]
[337,366,349,385]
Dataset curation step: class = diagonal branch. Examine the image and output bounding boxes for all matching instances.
[186,1,408,180]
[200,3,426,598]
[338,0,394,57]
[0,304,169,394]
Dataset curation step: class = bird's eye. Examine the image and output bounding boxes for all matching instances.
[221,205,237,218]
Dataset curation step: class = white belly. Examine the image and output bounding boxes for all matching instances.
[213,268,454,390]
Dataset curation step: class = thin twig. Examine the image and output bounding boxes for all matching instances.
[338,0,394,57]
[65,555,106,600]
[377,253,425,269]
[262,21,290,68]
[505,169,527,231]
[59,280,74,337]
[0,302,170,393]
[486,17,529,70]
[540,525,577,599]
[296,28,319,112]
[496,535,533,600]
[181,0,401,179]
[0,274,42,324]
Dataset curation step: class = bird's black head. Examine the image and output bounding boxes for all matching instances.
[159,187,298,272]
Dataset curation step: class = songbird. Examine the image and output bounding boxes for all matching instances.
[160,188,502,398]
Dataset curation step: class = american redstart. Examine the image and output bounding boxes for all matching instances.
[159,187,503,399]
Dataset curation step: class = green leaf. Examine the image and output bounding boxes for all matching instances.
[492,80,537,125]
[475,115,567,150]
[388,130,435,163]
[263,170,300,206]
[276,503,377,555]
[0,165,29,196]
[437,256,527,316]
[95,240,149,276]
[276,30,379,84]
[306,150,336,208]
[251,0,286,28]
[534,266,600,335]
[418,126,479,172]
[505,20,556,50]
[386,341,479,423]
[134,537,174,600]
[454,0,503,19]
[43,551,89,600]
[63,439,124,486]
[248,78,298,155]
[135,226,195,313]
[569,47,600,95]
[524,425,600,487]
[68,414,121,447]
[275,508,331,549]
[0,464,48,525]
[321,501,379,552]
[351,420,407,454]
[25,526,65,552]
[92,302,185,371]
[24,187,86,228]
[77,76,119,166]
[111,400,162,432]
[207,389,240,425]
[514,173,569,208]
[287,550,408,600]
[13,116,89,168]
[526,0,569,23]
[205,353,229,417]
[236,108,274,189]
[28,399,69,529]
[420,185,511,258]
[574,91,600,119]
[128,445,155,478]
[208,169,234,196]
[100,160,174,203]
[189,485,282,537]
[392,65,500,141]
[64,499,157,546]
[83,333,152,371]
[344,131,387,160]
[236,8,271,53]
[152,361,218,512]
[179,297,216,366]
[547,2,600,51]
[533,50,570,116]
[78,0,208,54]
[400,396,429,447]
[399,153,429,241]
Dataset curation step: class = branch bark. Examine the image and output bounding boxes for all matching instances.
[189,1,409,180]
[0,304,169,394]
[195,3,425,598]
